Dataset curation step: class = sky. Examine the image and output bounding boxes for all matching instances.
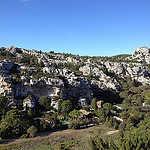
[0,0,150,56]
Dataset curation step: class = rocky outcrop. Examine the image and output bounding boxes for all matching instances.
[131,46,150,63]
[133,46,150,56]
[6,46,23,54]
[104,62,126,75]
[23,95,36,111]
[0,76,13,96]
[1,45,150,108]
[0,60,14,74]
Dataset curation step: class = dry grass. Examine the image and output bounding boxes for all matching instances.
[0,124,118,150]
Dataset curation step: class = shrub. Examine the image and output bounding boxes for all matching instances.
[27,126,37,138]
[68,120,80,129]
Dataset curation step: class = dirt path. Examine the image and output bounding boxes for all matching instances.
[106,130,119,135]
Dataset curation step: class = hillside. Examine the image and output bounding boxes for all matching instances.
[0,125,118,150]
[0,46,150,108]
[0,46,150,150]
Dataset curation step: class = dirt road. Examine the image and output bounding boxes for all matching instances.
[106,130,119,135]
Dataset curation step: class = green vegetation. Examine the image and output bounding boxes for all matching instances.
[120,84,150,107]
[0,50,16,62]
[27,126,37,138]
[92,54,141,64]
[0,47,150,150]
[0,109,29,139]
[38,96,51,110]
[0,96,8,117]
[60,100,73,116]
[0,125,118,150]
[69,109,81,119]
[90,98,97,110]
[89,117,150,150]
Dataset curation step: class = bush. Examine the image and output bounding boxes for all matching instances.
[42,121,51,131]
[103,103,112,110]
[68,120,80,129]
[27,126,37,138]
[39,96,51,110]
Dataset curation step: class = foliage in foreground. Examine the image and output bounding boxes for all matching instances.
[89,117,150,150]
[0,109,29,139]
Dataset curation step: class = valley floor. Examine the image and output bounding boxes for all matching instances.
[0,124,118,150]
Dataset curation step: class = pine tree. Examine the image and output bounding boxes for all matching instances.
[91,97,97,110]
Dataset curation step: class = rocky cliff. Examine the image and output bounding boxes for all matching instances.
[0,46,150,108]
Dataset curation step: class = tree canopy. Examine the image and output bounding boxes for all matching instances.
[0,109,29,138]
[0,96,8,117]
[39,96,51,110]
[90,97,97,110]
[61,100,72,115]
[69,109,81,119]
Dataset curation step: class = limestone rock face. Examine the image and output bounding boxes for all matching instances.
[79,64,92,76]
[67,57,79,64]
[136,76,150,85]
[6,46,23,53]
[2,45,150,108]
[42,67,62,75]
[0,76,13,96]
[133,46,150,56]
[51,99,60,110]
[104,62,126,75]
[23,95,36,111]
[132,46,150,63]
[0,60,14,74]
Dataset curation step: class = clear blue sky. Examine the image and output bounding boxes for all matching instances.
[0,0,150,56]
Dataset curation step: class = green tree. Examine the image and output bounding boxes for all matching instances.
[0,96,8,117]
[69,109,81,119]
[119,122,126,131]
[144,92,150,104]
[101,112,106,123]
[49,51,54,53]
[123,98,131,107]
[27,126,37,138]
[39,61,44,67]
[131,94,142,106]
[91,97,97,110]
[129,87,140,94]
[117,118,150,150]
[125,117,134,131]
[0,109,29,138]
[42,121,51,131]
[89,136,109,150]
[52,62,57,69]
[119,91,129,99]
[39,96,51,110]
[68,119,80,129]
[94,108,103,117]
[61,100,72,115]
[58,100,63,114]
[28,107,34,117]
[103,103,112,110]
